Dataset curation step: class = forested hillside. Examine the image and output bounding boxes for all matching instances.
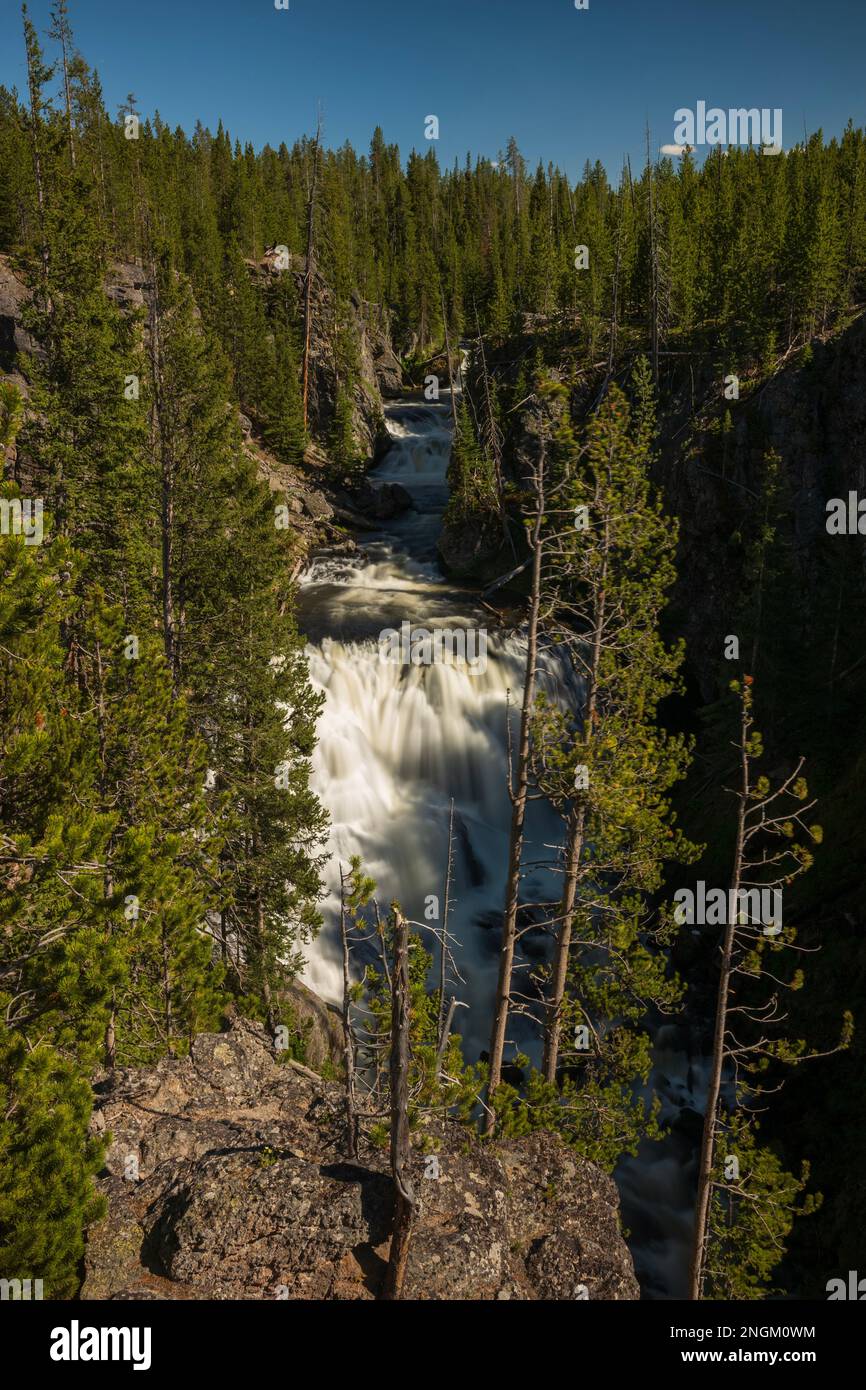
[2,3,865,1305]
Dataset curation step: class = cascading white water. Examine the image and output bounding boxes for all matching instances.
[297,396,564,1057]
[296,391,700,1297]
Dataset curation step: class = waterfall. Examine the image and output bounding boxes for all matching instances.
[298,396,564,1056]
[296,390,699,1296]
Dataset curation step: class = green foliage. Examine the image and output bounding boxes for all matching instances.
[0,381,24,450]
[358,911,484,1125]
[704,1114,819,1300]
[0,1027,105,1298]
[492,1047,663,1171]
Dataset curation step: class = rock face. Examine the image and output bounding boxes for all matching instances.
[437,509,513,584]
[372,344,403,398]
[0,253,37,395]
[248,256,399,456]
[82,1017,638,1301]
[354,479,413,520]
[277,978,344,1074]
[653,314,866,698]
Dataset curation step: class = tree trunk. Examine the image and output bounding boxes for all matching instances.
[339,868,358,1160]
[647,129,660,385]
[56,4,76,167]
[104,992,116,1070]
[147,256,177,686]
[23,24,50,303]
[542,801,586,1081]
[485,439,546,1132]
[301,124,321,434]
[441,288,460,437]
[437,797,454,1041]
[688,700,748,1299]
[382,910,416,1299]
[542,515,608,1083]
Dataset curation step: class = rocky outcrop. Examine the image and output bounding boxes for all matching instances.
[437,509,514,584]
[82,1016,638,1301]
[104,260,149,314]
[372,343,403,398]
[247,255,400,456]
[0,254,36,395]
[354,478,413,520]
[277,978,344,1074]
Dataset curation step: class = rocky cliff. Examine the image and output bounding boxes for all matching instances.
[247,252,402,455]
[651,313,866,700]
[82,1015,639,1301]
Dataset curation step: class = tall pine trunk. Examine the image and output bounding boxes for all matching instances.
[382,910,416,1299]
[688,697,749,1299]
[301,124,320,434]
[339,866,358,1160]
[543,517,608,1082]
[485,438,546,1132]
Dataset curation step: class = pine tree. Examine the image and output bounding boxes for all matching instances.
[0,1027,105,1297]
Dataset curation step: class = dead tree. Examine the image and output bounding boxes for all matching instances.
[382,909,416,1299]
[437,797,455,1040]
[606,168,625,379]
[440,287,460,436]
[643,127,659,385]
[50,0,76,167]
[688,679,832,1299]
[485,423,547,1132]
[338,863,359,1160]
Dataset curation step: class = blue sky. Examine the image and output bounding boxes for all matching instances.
[4,0,866,177]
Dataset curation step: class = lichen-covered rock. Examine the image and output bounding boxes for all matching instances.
[82,1016,638,1301]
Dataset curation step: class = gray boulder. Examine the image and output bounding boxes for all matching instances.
[82,1015,639,1301]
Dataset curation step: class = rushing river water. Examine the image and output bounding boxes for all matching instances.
[296,389,703,1299]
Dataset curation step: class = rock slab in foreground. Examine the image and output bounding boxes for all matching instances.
[83,1017,639,1301]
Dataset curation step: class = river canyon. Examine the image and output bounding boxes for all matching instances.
[297,385,707,1300]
